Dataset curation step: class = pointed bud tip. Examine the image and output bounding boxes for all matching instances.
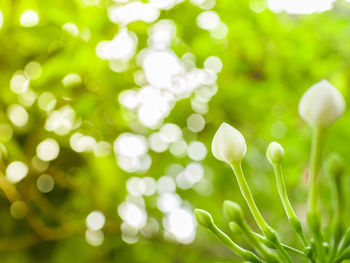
[266,142,284,164]
[194,209,213,228]
[223,200,243,222]
[212,122,247,165]
[298,79,346,128]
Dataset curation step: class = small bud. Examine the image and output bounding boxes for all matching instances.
[298,79,345,128]
[228,221,243,235]
[223,200,244,223]
[266,142,284,164]
[194,209,213,228]
[326,153,344,177]
[212,123,247,164]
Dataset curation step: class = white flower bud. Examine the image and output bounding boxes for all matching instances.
[298,79,345,128]
[266,142,284,164]
[212,122,246,164]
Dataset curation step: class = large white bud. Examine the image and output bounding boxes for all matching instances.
[298,79,345,128]
[211,122,246,164]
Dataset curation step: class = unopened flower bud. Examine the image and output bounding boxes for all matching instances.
[298,79,345,128]
[212,123,246,164]
[229,221,243,235]
[223,200,244,223]
[266,142,284,165]
[326,153,344,178]
[194,209,213,228]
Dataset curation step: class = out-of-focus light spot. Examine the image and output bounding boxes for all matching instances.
[82,0,100,6]
[118,202,147,229]
[210,22,228,39]
[187,114,205,133]
[187,141,207,161]
[143,50,184,88]
[24,61,42,80]
[85,229,104,246]
[96,28,137,61]
[114,133,147,157]
[93,141,112,157]
[127,177,156,196]
[197,11,220,31]
[38,92,56,111]
[20,10,39,27]
[176,162,204,189]
[127,177,146,197]
[165,208,196,244]
[191,97,208,114]
[0,124,13,142]
[157,193,181,213]
[19,89,37,107]
[250,0,267,13]
[267,0,335,14]
[45,106,79,136]
[0,10,3,30]
[160,123,182,143]
[36,174,55,193]
[157,176,176,193]
[36,138,60,161]
[149,132,169,153]
[10,201,28,219]
[86,211,106,231]
[169,140,187,157]
[204,56,222,73]
[117,154,152,173]
[194,177,213,196]
[166,163,183,177]
[70,133,97,153]
[190,0,216,9]
[149,0,179,10]
[80,28,91,41]
[7,104,29,127]
[108,2,160,25]
[6,161,29,183]
[62,73,82,87]
[121,233,139,244]
[10,73,29,94]
[109,60,130,73]
[270,121,287,139]
[62,22,79,37]
[140,218,159,237]
[121,222,139,236]
[119,89,139,109]
[32,155,49,172]
[113,0,129,2]
[148,19,176,49]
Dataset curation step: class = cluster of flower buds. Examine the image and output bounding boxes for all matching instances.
[195,80,350,262]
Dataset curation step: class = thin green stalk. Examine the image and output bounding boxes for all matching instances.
[253,232,308,259]
[237,221,281,262]
[329,174,344,261]
[273,163,308,248]
[306,126,326,263]
[208,223,265,263]
[230,163,293,263]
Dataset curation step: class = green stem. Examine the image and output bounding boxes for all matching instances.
[230,163,293,263]
[306,126,326,263]
[208,223,265,263]
[273,163,308,247]
[253,232,308,258]
[329,175,344,261]
[307,126,325,213]
[238,221,281,262]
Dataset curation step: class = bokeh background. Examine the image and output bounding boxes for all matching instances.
[1,0,350,262]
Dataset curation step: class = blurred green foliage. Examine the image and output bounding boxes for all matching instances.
[1,0,350,262]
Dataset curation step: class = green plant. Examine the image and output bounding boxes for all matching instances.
[195,79,349,262]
